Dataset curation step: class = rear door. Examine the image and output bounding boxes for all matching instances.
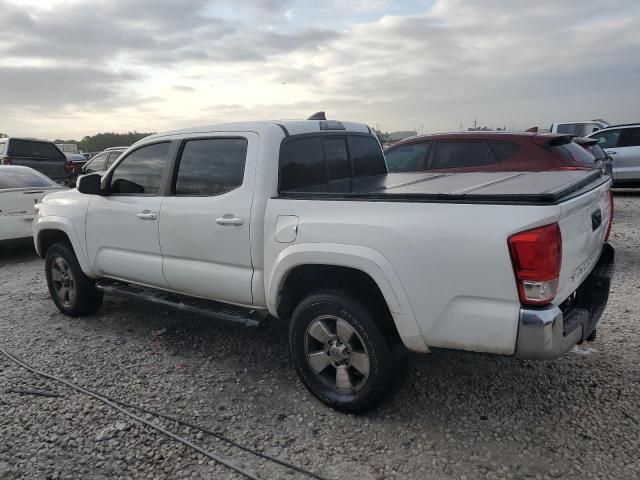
[6,139,67,180]
[159,134,256,305]
[615,128,640,182]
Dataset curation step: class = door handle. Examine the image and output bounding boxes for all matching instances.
[215,215,243,226]
[608,151,617,155]
[136,211,157,220]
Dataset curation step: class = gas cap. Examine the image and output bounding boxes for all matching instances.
[275,215,299,243]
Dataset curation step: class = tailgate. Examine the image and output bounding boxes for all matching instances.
[555,180,612,303]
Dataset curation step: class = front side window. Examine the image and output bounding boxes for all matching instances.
[618,128,640,148]
[591,129,621,149]
[174,138,247,196]
[84,152,107,174]
[385,142,430,172]
[431,141,494,169]
[110,142,170,195]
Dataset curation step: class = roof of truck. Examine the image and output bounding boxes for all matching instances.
[141,119,372,143]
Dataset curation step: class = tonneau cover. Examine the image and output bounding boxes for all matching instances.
[280,170,609,205]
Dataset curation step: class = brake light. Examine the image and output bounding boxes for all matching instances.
[605,190,614,241]
[508,223,562,306]
[1,155,12,165]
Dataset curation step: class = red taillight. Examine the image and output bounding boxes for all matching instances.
[605,190,614,242]
[1,155,12,165]
[553,166,589,171]
[508,223,562,306]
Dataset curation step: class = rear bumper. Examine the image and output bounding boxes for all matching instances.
[515,243,615,360]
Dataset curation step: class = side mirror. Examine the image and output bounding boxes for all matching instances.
[77,173,105,195]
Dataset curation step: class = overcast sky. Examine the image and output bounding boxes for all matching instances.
[1,0,639,139]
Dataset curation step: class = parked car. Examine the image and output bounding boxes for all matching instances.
[81,147,127,175]
[0,137,74,184]
[573,137,613,177]
[34,118,614,412]
[587,123,640,186]
[550,121,609,137]
[0,166,66,241]
[384,132,599,173]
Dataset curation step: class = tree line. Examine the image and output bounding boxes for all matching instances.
[53,132,155,153]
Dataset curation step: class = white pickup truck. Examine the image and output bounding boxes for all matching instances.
[33,118,615,412]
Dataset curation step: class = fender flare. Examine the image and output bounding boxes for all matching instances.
[267,243,428,352]
[34,216,93,276]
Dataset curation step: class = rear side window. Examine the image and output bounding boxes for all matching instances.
[487,140,521,161]
[279,137,327,191]
[431,141,494,169]
[7,139,64,160]
[591,129,621,149]
[385,142,431,172]
[349,136,387,177]
[174,138,247,196]
[551,142,595,165]
[0,169,58,189]
[618,128,640,147]
[556,124,585,135]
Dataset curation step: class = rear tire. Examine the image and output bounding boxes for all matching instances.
[45,242,102,317]
[289,290,397,413]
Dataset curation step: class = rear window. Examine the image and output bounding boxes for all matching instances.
[0,169,58,189]
[349,136,387,177]
[551,142,596,165]
[278,134,385,192]
[279,137,327,191]
[7,139,64,159]
[431,141,494,169]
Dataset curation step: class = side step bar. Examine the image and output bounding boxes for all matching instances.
[95,281,266,327]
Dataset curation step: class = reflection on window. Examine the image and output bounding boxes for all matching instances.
[385,142,431,172]
[110,142,170,195]
[175,138,247,196]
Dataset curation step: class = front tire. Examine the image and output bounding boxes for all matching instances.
[45,242,102,317]
[289,291,397,413]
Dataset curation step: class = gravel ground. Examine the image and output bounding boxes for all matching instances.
[0,190,639,480]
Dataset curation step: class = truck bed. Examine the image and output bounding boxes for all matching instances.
[279,170,609,205]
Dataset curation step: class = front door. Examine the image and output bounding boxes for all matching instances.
[159,134,256,305]
[85,141,172,288]
[615,127,640,182]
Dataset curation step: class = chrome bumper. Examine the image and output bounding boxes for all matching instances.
[515,243,615,360]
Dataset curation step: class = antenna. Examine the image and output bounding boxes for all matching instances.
[307,112,326,120]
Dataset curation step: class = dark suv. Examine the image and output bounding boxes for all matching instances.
[0,137,70,183]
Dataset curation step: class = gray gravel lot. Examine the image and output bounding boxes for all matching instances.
[1,191,639,480]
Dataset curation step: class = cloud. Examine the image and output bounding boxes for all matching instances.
[1,0,640,138]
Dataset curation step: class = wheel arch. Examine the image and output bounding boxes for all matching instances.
[34,218,93,276]
[267,243,428,352]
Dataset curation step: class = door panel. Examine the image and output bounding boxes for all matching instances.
[86,196,166,286]
[159,133,256,306]
[85,141,172,287]
[615,128,640,181]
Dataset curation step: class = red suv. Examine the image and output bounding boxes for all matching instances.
[384,132,598,174]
